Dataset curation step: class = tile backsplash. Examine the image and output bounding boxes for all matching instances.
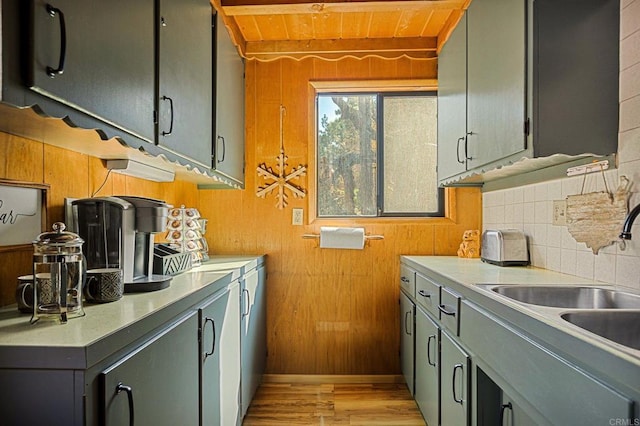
[483,0,640,293]
[483,169,640,292]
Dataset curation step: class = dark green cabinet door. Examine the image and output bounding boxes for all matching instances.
[501,392,538,426]
[400,291,416,396]
[30,0,155,142]
[241,266,267,418]
[441,331,469,426]
[101,312,200,426]
[213,14,245,186]
[200,282,241,426]
[437,13,468,182]
[157,0,213,168]
[466,0,526,169]
[415,307,439,426]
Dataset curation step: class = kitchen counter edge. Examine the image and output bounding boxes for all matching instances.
[0,255,265,370]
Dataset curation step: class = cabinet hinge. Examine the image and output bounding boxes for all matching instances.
[524,118,530,136]
[153,110,158,125]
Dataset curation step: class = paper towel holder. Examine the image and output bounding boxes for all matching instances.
[302,233,384,240]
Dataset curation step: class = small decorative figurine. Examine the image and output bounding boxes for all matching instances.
[457,229,480,258]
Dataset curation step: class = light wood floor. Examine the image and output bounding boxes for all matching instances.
[242,382,427,425]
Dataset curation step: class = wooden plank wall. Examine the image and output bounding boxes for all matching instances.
[197,56,482,375]
[0,55,481,375]
[0,131,199,308]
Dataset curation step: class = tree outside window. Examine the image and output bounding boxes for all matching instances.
[317,92,442,218]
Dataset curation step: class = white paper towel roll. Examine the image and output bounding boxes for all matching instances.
[319,227,365,249]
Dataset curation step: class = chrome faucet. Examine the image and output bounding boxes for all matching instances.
[620,203,640,240]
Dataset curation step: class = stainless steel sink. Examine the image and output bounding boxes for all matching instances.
[491,286,640,309]
[561,311,640,350]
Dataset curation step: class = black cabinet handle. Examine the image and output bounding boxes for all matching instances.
[203,317,215,361]
[438,304,456,317]
[404,310,412,336]
[161,96,174,136]
[217,136,226,163]
[116,382,134,426]
[426,334,436,367]
[500,402,513,425]
[452,363,464,404]
[465,132,474,161]
[400,276,409,283]
[418,289,431,299]
[45,4,66,77]
[456,137,465,164]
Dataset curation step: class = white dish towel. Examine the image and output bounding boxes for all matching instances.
[319,227,366,250]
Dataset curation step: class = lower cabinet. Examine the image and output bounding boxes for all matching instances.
[475,367,539,426]
[461,300,633,425]
[101,312,200,426]
[400,291,416,396]
[241,265,267,417]
[200,280,241,426]
[0,258,267,426]
[440,331,470,426]
[500,392,537,426]
[402,259,639,426]
[414,306,439,426]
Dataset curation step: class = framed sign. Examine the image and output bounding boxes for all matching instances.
[0,179,48,251]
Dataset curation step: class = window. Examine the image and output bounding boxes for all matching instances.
[316,91,443,218]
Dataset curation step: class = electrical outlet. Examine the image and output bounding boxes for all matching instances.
[552,200,567,226]
[292,208,303,225]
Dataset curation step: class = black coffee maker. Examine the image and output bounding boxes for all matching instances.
[72,196,172,292]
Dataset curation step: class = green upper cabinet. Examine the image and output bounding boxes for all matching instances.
[157,0,213,169]
[29,0,155,143]
[465,0,526,170]
[532,0,619,158]
[212,13,245,187]
[437,13,468,183]
[437,0,619,186]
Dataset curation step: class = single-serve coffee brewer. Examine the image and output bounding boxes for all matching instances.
[72,196,172,292]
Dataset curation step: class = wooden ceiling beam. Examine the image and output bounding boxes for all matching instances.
[223,0,465,16]
[244,37,438,61]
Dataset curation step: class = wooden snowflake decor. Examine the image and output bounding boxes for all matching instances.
[256,151,306,209]
[256,104,307,209]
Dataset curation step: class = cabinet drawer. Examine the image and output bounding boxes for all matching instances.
[400,264,416,298]
[461,301,633,425]
[439,286,461,336]
[416,273,440,317]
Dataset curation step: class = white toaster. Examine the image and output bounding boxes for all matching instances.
[481,229,529,266]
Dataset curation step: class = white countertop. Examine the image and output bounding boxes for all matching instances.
[402,256,640,366]
[403,255,607,287]
[0,255,264,368]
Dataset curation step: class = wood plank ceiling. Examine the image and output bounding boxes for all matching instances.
[211,0,470,61]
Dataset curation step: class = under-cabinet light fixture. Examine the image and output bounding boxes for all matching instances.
[106,159,175,183]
